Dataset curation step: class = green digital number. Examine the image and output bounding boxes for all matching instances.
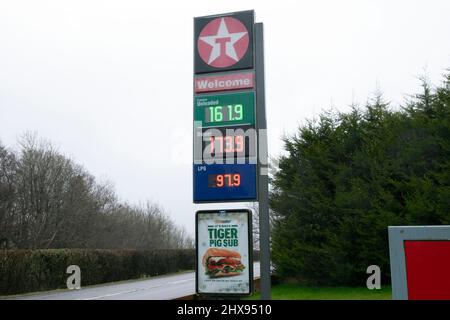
[208,104,244,123]
[208,106,223,122]
[227,105,233,121]
[215,106,223,122]
[225,104,243,121]
[235,104,243,120]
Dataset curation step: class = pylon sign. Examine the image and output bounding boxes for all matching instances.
[193,10,257,203]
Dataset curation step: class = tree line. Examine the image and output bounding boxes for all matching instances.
[270,72,450,285]
[0,134,193,250]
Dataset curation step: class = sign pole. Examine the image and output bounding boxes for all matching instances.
[255,22,271,300]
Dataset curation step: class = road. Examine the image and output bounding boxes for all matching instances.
[8,263,260,300]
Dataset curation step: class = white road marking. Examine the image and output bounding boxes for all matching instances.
[80,268,258,300]
[80,277,194,300]
[167,278,195,285]
[81,284,163,300]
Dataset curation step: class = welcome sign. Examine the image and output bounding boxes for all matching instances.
[194,72,254,93]
[196,210,253,295]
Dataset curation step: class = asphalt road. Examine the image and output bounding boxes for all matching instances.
[8,263,260,300]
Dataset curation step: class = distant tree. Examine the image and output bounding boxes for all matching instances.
[0,133,193,250]
[248,202,276,251]
[249,156,279,250]
[0,142,18,248]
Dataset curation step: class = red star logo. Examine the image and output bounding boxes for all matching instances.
[197,17,249,68]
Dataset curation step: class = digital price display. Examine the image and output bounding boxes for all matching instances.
[194,91,255,128]
[194,125,257,162]
[206,104,244,123]
[194,164,257,202]
[209,136,245,153]
[208,173,241,187]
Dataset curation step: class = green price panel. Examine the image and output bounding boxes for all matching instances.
[194,91,255,128]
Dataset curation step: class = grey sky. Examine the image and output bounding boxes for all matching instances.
[1,0,449,235]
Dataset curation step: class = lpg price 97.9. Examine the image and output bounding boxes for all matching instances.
[208,173,241,188]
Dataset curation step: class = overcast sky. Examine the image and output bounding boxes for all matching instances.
[1,0,449,235]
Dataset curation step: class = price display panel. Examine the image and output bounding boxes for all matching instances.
[193,163,257,202]
[194,91,255,128]
[194,125,257,162]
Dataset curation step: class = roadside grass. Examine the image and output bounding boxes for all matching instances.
[246,284,392,300]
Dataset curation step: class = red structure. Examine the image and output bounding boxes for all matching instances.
[404,241,450,300]
[389,226,450,300]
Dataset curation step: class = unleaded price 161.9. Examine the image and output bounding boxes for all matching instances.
[194,91,255,128]
[206,105,243,123]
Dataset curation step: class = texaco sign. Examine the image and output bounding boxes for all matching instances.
[194,10,254,74]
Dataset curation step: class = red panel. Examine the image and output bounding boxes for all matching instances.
[404,241,450,300]
[194,72,254,93]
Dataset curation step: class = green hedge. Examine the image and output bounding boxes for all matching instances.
[0,249,195,295]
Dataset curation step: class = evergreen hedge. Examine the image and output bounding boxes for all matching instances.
[0,249,195,295]
[270,74,450,286]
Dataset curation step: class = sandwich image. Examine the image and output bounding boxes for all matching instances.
[202,248,245,277]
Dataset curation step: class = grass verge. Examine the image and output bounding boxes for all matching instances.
[246,284,392,300]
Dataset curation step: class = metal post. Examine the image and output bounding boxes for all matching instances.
[255,22,271,300]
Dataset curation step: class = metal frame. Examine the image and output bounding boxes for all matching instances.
[388,225,450,300]
[195,209,254,297]
[254,22,271,300]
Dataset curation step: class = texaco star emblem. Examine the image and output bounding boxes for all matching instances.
[197,17,249,68]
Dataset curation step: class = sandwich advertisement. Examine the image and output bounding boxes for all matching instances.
[196,210,253,295]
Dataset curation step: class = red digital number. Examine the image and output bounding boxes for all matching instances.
[216,175,224,187]
[233,174,241,186]
[215,173,241,187]
[209,136,244,154]
[235,136,244,153]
